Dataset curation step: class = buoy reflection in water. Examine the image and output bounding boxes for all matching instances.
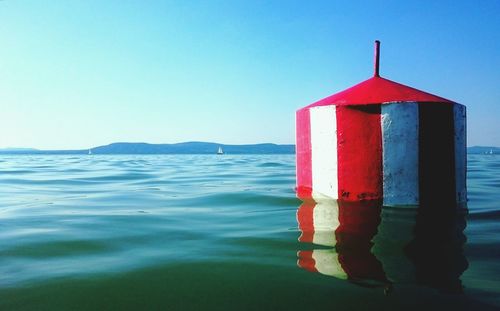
[297,199,468,293]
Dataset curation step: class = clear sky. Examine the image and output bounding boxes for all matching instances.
[1,0,499,149]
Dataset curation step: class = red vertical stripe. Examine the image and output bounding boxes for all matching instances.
[336,105,382,201]
[335,200,388,285]
[297,251,318,273]
[297,201,316,243]
[336,200,382,238]
[296,108,312,199]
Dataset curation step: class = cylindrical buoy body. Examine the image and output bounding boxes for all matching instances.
[296,42,466,206]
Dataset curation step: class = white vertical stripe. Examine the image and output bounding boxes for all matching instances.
[381,103,419,206]
[310,106,338,200]
[312,200,339,247]
[311,249,348,280]
[454,104,467,203]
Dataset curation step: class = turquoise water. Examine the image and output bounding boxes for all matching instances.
[0,154,499,310]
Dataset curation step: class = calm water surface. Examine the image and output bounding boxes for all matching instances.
[0,154,499,310]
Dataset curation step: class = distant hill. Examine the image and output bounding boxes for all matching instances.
[0,142,295,155]
[91,142,295,154]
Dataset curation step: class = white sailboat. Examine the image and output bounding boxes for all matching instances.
[217,146,224,155]
[88,149,92,155]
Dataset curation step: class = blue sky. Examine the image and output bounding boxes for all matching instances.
[1,0,499,149]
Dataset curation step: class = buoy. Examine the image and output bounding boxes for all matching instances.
[296,41,466,206]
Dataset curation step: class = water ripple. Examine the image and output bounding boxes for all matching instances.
[0,154,499,310]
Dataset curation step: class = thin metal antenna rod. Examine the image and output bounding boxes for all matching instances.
[374,40,380,77]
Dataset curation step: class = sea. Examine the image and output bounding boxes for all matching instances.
[0,154,499,310]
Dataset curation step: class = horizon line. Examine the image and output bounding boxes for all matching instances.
[0,141,297,151]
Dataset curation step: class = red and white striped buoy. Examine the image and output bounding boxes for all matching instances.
[296,41,466,206]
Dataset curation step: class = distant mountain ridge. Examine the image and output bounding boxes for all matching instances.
[0,142,295,154]
[91,142,295,154]
[0,143,498,155]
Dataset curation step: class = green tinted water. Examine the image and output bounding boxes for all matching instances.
[0,155,499,310]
